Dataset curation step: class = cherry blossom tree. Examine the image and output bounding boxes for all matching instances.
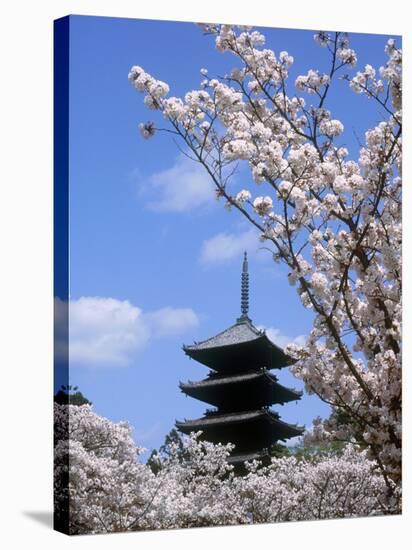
[128,25,402,487]
[54,404,399,534]
[54,403,155,534]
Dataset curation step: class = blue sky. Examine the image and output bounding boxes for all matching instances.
[57,15,399,456]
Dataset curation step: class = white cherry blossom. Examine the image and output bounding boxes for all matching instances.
[129,26,402,488]
[55,404,400,533]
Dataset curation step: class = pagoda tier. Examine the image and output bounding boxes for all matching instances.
[177,252,304,466]
[183,321,291,372]
[176,409,303,453]
[179,369,302,411]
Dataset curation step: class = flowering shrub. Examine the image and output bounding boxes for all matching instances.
[54,404,400,534]
[129,26,402,485]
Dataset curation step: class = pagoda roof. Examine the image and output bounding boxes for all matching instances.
[179,370,302,407]
[176,409,304,441]
[227,449,271,465]
[183,319,292,371]
[185,319,263,350]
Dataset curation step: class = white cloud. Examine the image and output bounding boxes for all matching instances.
[68,297,149,367]
[55,296,199,367]
[144,155,215,212]
[199,228,260,265]
[259,326,306,349]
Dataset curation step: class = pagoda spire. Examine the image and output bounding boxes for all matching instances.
[238,251,250,323]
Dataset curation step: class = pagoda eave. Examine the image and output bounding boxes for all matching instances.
[176,409,304,440]
[179,371,302,408]
[183,339,289,371]
[182,317,292,371]
[227,449,271,465]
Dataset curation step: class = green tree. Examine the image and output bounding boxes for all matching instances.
[54,385,92,406]
[269,442,291,458]
[147,428,189,474]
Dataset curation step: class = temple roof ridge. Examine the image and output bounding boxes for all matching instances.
[184,318,268,351]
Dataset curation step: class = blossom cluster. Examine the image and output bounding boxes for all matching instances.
[350,39,401,110]
[54,404,399,534]
[295,70,330,94]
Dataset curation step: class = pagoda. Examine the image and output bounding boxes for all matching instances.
[176,252,304,466]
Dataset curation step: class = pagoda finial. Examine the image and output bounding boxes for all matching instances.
[238,251,250,323]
